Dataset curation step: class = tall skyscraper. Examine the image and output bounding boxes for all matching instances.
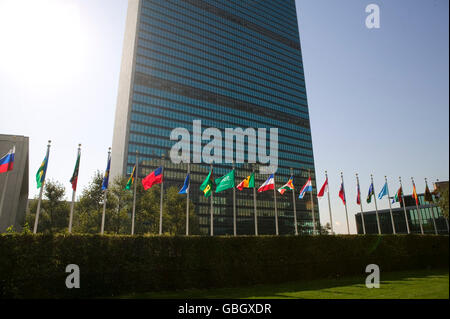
[111,0,318,235]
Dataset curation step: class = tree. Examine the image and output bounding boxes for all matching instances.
[132,184,198,235]
[74,171,116,234]
[164,186,198,235]
[318,222,332,235]
[26,180,69,233]
[108,176,132,234]
[436,185,449,219]
[135,183,165,234]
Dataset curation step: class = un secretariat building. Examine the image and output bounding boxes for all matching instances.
[111,0,317,235]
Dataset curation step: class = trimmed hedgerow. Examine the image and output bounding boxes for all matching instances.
[0,234,448,298]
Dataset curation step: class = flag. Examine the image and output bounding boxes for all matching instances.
[0,147,15,174]
[378,182,388,200]
[317,178,328,198]
[179,174,190,194]
[339,182,346,205]
[432,183,441,199]
[101,154,111,190]
[258,174,275,193]
[356,182,361,205]
[142,166,163,190]
[215,170,235,193]
[412,182,419,205]
[278,176,294,195]
[367,183,375,203]
[36,151,49,189]
[424,184,433,202]
[237,173,255,191]
[298,177,312,199]
[69,151,81,191]
[392,187,402,204]
[200,169,214,198]
[125,165,136,190]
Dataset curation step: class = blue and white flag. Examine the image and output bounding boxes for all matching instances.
[298,178,312,199]
[179,174,190,194]
[101,153,111,191]
[378,182,388,200]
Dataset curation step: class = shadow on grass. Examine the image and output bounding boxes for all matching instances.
[121,268,449,299]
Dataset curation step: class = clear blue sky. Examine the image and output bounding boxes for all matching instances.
[0,0,448,234]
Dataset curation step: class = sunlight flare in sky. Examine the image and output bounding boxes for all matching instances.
[0,0,86,88]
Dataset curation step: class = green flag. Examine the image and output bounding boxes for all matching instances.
[215,170,235,193]
[125,165,136,190]
[200,169,214,198]
[36,153,49,189]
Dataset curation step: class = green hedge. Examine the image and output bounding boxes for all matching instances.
[0,234,448,298]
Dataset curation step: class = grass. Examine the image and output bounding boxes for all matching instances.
[122,268,449,299]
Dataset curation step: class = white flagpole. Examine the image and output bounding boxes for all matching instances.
[101,147,111,235]
[131,150,138,235]
[0,146,14,220]
[68,144,81,234]
[356,173,366,235]
[291,168,298,235]
[186,162,190,236]
[34,140,51,234]
[274,172,279,235]
[412,177,424,234]
[210,163,214,236]
[425,178,438,235]
[340,172,350,235]
[232,161,237,236]
[371,175,381,234]
[253,166,258,236]
[309,169,316,235]
[385,176,396,234]
[159,154,165,235]
[325,171,334,234]
[399,177,411,234]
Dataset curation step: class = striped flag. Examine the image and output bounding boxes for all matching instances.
[412,182,419,205]
[339,182,346,205]
[298,177,312,199]
[237,173,255,191]
[258,174,275,193]
[70,150,81,191]
[36,150,49,189]
[125,165,136,190]
[356,182,361,205]
[317,178,328,198]
[278,176,294,195]
[392,187,402,204]
[142,166,163,191]
[101,153,111,190]
[0,147,15,174]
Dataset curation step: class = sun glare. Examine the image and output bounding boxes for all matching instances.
[0,0,85,88]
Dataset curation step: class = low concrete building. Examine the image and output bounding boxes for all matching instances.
[0,135,29,232]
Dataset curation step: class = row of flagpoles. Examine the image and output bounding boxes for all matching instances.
[0,142,445,235]
[320,171,441,236]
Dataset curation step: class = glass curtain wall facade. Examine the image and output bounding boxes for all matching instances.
[111,0,317,235]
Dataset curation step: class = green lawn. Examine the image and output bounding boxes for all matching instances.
[122,269,449,299]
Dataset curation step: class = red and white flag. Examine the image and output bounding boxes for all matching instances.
[339,182,346,205]
[258,174,275,193]
[317,178,328,198]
